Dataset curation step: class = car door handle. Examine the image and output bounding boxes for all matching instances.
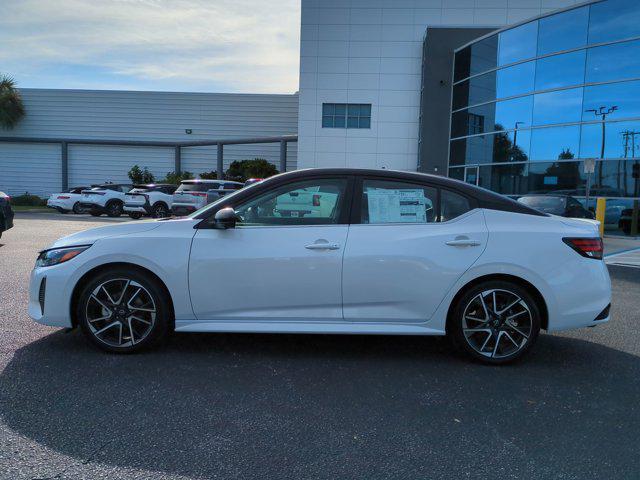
[305,242,340,250]
[446,237,481,247]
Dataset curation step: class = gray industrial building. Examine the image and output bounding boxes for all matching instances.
[0,89,298,196]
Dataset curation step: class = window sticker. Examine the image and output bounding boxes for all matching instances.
[366,188,431,223]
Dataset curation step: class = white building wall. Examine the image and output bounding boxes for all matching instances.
[0,89,298,196]
[298,0,584,171]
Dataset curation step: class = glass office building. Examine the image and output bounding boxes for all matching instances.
[449,0,640,229]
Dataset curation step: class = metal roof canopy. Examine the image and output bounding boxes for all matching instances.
[0,135,298,191]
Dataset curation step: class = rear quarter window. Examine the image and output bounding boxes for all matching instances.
[440,190,472,222]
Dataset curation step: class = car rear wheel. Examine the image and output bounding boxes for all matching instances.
[152,202,170,218]
[72,202,82,214]
[77,268,171,353]
[128,212,143,220]
[105,200,123,217]
[449,280,541,365]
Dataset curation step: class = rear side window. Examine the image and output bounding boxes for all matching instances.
[440,190,472,222]
[361,179,437,224]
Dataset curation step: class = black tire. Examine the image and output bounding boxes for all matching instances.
[56,207,66,214]
[152,202,170,218]
[448,280,541,365]
[105,200,123,217]
[76,267,171,353]
[128,212,143,220]
[90,210,102,217]
[72,202,82,214]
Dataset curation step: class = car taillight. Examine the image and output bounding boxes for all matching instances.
[563,237,603,260]
[312,194,321,207]
[57,196,71,199]
[190,192,207,198]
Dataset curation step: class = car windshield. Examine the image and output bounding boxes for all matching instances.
[518,196,566,214]
[176,182,217,193]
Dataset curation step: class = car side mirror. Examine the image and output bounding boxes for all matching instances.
[214,207,239,229]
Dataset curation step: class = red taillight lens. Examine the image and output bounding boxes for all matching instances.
[563,237,603,260]
[57,196,71,199]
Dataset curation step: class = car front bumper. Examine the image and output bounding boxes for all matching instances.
[29,262,77,328]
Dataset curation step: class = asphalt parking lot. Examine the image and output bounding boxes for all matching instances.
[0,213,639,480]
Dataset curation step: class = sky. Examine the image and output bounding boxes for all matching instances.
[0,0,301,94]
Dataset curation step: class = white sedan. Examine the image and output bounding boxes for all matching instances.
[46,186,91,214]
[29,169,611,364]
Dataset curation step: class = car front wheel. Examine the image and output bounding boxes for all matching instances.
[449,280,541,365]
[77,268,171,353]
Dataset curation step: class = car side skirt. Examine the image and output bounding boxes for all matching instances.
[174,320,446,335]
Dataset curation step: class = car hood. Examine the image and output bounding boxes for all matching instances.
[48,220,162,250]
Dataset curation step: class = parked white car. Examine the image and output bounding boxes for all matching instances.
[78,184,132,217]
[123,184,178,219]
[28,169,611,364]
[171,179,243,216]
[46,186,91,214]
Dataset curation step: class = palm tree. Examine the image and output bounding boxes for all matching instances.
[0,75,25,130]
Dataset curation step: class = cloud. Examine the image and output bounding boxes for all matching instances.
[0,0,301,93]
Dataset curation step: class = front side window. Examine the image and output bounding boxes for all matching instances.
[361,180,437,224]
[234,178,348,227]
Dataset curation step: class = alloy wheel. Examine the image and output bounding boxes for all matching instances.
[85,278,156,348]
[461,288,533,359]
[153,204,169,218]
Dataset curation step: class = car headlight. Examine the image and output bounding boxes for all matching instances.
[36,245,91,268]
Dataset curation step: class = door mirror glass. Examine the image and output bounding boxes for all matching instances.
[214,207,239,229]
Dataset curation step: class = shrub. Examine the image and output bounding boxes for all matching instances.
[128,165,155,184]
[198,170,218,180]
[158,171,194,184]
[225,158,278,182]
[10,192,46,206]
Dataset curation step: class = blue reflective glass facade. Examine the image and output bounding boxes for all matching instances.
[450,0,640,221]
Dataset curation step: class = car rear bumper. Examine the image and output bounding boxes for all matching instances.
[79,202,104,212]
[172,204,197,216]
[124,204,150,214]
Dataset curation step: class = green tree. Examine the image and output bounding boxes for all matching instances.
[198,170,218,179]
[0,75,25,130]
[159,171,194,184]
[225,158,278,182]
[128,165,155,184]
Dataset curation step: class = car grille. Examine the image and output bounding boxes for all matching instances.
[38,277,47,314]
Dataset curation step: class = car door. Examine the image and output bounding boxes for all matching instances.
[189,176,353,321]
[342,177,488,323]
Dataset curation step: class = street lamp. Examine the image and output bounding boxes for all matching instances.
[585,105,618,203]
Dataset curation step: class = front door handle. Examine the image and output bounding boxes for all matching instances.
[305,241,340,250]
[446,236,481,247]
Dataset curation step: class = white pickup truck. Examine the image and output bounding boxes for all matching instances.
[123,184,178,219]
[78,184,133,217]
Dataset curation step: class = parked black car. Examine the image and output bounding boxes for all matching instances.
[0,191,14,239]
[516,194,595,219]
[618,206,640,235]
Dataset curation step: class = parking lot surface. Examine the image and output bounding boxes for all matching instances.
[0,213,639,480]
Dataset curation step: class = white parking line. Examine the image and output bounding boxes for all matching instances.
[605,247,640,269]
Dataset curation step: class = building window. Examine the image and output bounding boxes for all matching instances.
[467,113,484,135]
[322,103,371,129]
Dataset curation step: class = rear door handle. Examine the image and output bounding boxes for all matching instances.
[446,237,481,247]
[305,241,340,250]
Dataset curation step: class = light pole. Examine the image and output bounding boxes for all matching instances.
[585,105,618,195]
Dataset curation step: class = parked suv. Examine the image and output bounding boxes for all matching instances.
[517,194,595,219]
[619,206,640,235]
[0,191,14,239]
[79,184,133,217]
[124,184,178,219]
[46,186,92,214]
[171,179,243,215]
